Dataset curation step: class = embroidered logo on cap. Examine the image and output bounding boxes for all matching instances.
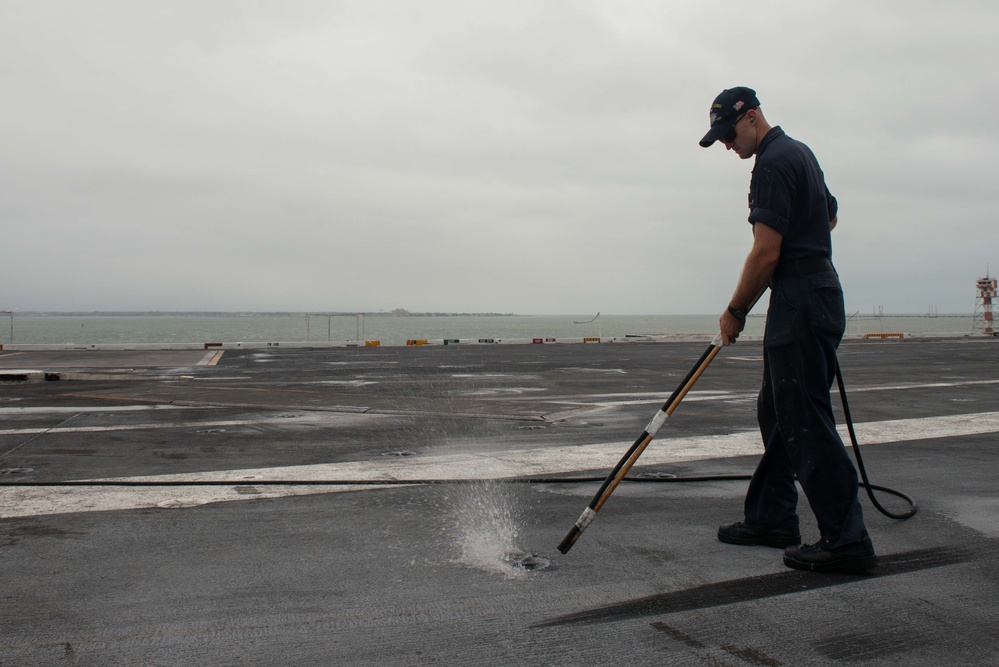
[734,101,745,111]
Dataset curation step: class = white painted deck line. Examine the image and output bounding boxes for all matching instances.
[0,405,197,415]
[2,411,998,519]
[532,379,999,407]
[0,412,381,436]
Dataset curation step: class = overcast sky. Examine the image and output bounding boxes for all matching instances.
[2,1,996,315]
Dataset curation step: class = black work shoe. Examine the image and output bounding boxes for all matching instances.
[717,521,801,548]
[783,537,878,573]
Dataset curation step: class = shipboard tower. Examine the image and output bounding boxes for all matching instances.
[973,272,997,335]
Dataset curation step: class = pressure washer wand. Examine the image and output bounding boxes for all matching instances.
[557,333,725,554]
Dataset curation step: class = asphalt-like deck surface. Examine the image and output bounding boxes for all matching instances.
[2,339,998,666]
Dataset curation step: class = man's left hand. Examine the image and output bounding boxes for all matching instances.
[719,309,745,346]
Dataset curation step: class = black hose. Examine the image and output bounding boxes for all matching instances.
[1,475,755,487]
[836,360,917,519]
[0,472,914,513]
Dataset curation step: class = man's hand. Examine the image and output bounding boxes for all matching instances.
[719,222,782,346]
[720,309,745,346]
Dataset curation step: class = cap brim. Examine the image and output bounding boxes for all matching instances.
[699,119,736,148]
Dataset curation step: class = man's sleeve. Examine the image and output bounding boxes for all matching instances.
[748,163,793,236]
[825,186,838,221]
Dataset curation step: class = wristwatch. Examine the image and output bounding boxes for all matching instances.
[727,306,747,321]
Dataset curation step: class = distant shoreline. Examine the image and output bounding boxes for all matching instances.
[10,312,973,318]
[12,311,519,318]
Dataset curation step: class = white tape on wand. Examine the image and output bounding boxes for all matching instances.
[575,507,597,531]
[644,410,669,436]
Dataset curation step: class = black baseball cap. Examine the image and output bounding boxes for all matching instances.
[699,86,760,147]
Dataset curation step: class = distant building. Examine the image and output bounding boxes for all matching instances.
[974,274,997,335]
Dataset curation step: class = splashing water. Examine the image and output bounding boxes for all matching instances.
[398,376,551,577]
[445,480,533,579]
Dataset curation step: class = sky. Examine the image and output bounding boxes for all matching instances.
[2,0,996,315]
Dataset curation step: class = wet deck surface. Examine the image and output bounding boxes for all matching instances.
[2,339,998,665]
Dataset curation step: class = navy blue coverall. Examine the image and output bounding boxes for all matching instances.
[742,127,869,549]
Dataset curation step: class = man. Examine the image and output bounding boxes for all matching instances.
[699,87,876,573]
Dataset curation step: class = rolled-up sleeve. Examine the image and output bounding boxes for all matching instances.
[826,186,838,221]
[748,164,793,236]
